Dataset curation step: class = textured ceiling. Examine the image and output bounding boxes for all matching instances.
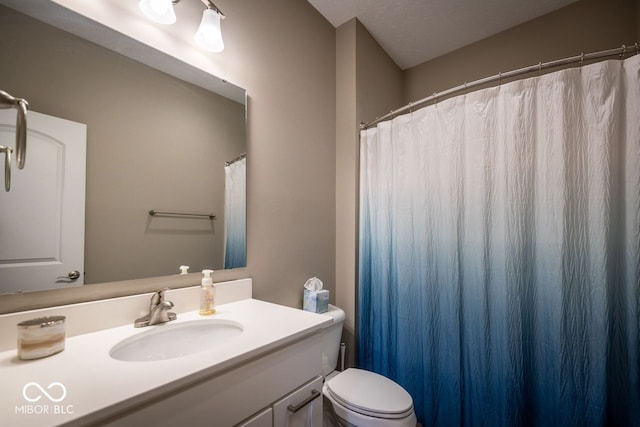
[307,0,577,70]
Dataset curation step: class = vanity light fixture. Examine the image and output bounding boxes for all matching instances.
[139,0,225,53]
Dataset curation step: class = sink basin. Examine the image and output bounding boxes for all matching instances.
[110,319,243,362]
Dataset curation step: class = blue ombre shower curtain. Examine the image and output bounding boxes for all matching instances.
[224,157,246,268]
[358,55,640,426]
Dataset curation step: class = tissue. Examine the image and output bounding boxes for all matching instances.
[304,277,323,292]
[303,277,329,313]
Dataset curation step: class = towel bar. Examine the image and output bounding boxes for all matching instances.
[148,210,215,219]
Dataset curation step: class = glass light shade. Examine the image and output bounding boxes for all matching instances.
[194,9,224,53]
[139,0,176,25]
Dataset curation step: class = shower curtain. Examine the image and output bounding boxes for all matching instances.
[224,157,246,269]
[358,55,639,426]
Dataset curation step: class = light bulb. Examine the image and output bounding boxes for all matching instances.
[194,9,224,53]
[139,0,176,25]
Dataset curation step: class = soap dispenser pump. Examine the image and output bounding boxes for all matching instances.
[199,269,216,315]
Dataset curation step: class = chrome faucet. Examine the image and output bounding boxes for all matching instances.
[134,289,177,327]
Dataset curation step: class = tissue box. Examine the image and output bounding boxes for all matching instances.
[303,289,329,313]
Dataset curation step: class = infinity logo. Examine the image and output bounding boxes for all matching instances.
[22,382,67,403]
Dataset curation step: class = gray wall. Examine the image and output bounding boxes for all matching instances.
[0,5,245,284]
[230,0,336,307]
[404,0,638,102]
[336,19,403,367]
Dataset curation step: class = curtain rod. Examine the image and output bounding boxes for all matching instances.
[225,152,246,166]
[361,43,639,130]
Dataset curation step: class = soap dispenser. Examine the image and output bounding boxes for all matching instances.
[199,269,216,315]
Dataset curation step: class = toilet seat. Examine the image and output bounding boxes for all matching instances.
[325,368,414,419]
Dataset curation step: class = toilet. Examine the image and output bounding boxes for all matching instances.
[321,305,417,427]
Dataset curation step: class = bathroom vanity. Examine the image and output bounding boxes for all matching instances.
[0,279,331,426]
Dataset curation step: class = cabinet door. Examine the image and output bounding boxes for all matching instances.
[237,407,273,427]
[273,376,323,427]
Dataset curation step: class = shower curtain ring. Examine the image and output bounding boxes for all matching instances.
[580,53,584,67]
[620,44,626,59]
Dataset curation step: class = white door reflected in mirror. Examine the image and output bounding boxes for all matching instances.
[0,110,86,293]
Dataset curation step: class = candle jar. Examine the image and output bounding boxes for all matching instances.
[17,316,66,360]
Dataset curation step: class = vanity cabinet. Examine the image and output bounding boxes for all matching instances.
[272,376,323,426]
[237,408,272,427]
[238,376,323,426]
[96,333,324,427]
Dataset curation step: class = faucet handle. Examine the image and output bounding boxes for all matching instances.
[150,288,170,307]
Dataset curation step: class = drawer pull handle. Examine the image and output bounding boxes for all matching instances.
[287,389,321,413]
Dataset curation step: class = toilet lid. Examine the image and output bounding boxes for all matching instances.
[326,368,414,419]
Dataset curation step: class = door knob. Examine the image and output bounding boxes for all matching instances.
[57,270,81,281]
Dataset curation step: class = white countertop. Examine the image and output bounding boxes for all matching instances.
[0,298,332,427]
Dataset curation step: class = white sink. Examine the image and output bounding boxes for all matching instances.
[110,319,244,362]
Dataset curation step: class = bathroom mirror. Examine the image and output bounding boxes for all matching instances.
[0,2,247,295]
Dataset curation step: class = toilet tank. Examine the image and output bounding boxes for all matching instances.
[321,304,345,376]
